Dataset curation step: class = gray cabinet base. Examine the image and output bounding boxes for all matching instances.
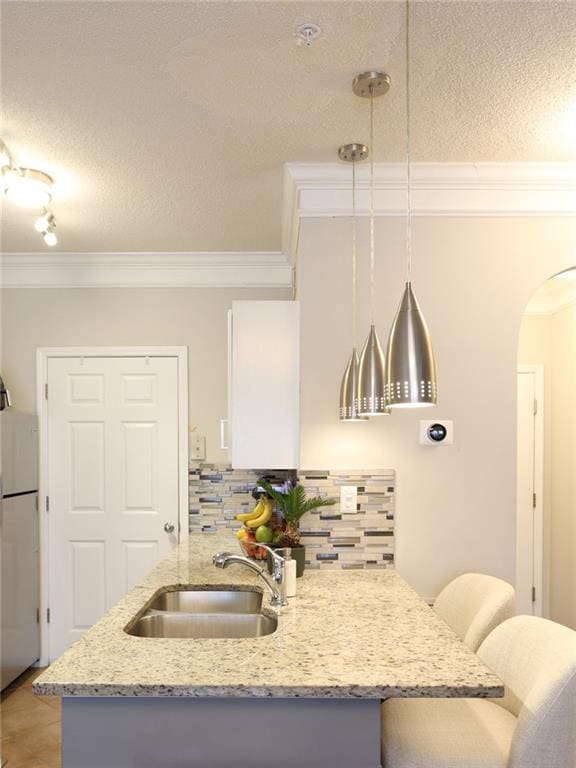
[63,697,381,768]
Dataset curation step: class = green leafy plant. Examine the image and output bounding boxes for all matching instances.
[258,479,336,547]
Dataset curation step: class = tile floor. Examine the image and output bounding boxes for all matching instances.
[1,667,61,767]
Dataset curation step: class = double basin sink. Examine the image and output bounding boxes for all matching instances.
[125,587,278,639]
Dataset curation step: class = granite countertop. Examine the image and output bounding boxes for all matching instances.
[34,532,504,699]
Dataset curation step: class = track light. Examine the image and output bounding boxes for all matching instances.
[1,139,62,246]
[3,167,53,208]
[43,228,58,247]
[34,209,55,233]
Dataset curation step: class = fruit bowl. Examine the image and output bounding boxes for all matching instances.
[238,535,267,560]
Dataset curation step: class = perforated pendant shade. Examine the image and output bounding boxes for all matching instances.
[384,282,437,408]
[339,348,368,421]
[357,325,390,415]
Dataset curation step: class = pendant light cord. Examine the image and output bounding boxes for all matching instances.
[352,156,357,349]
[405,0,412,283]
[369,87,375,323]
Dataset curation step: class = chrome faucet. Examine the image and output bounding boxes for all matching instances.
[213,545,288,607]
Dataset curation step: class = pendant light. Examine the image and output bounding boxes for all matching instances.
[354,71,391,416]
[384,0,437,408]
[339,142,369,422]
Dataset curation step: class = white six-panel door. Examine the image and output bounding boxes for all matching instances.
[46,355,182,659]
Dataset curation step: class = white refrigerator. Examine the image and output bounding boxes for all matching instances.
[1,410,40,690]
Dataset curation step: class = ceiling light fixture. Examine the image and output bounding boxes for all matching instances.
[43,227,58,247]
[1,139,61,247]
[34,209,55,233]
[384,0,437,409]
[339,142,369,422]
[3,166,53,208]
[353,70,391,417]
[0,149,11,169]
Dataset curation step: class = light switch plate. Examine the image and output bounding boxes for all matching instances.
[340,485,358,514]
[190,435,206,460]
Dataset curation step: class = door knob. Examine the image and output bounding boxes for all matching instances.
[164,522,175,534]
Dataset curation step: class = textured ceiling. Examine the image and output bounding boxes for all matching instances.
[2,0,576,253]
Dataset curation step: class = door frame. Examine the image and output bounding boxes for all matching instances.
[516,364,544,617]
[36,346,188,665]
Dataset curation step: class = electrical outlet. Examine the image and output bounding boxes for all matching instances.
[190,435,206,460]
[340,485,358,514]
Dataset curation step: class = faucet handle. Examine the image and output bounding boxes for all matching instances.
[213,551,233,567]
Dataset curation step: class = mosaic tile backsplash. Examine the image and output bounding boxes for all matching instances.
[189,464,395,570]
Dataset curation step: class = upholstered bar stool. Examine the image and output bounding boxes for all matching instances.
[381,615,576,768]
[433,573,515,652]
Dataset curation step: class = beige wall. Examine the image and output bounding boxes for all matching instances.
[3,215,575,600]
[521,304,576,629]
[1,286,291,462]
[298,215,576,599]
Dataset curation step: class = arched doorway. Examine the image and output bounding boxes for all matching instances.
[517,267,576,630]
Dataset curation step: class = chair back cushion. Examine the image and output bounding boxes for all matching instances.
[478,615,576,768]
[434,573,515,652]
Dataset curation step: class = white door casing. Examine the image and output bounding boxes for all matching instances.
[38,348,188,662]
[516,366,544,616]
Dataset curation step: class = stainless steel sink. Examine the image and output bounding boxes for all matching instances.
[125,586,277,639]
[127,611,277,639]
[148,588,262,614]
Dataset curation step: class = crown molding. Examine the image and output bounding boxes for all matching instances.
[0,251,293,289]
[283,162,576,261]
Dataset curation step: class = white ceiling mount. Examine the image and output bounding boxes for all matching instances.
[295,23,321,47]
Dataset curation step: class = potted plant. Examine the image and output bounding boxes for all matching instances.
[257,479,336,576]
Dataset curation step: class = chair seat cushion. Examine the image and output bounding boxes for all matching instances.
[381,698,516,768]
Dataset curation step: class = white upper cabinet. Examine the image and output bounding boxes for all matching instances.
[228,301,300,469]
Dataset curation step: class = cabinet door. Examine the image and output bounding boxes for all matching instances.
[230,301,299,469]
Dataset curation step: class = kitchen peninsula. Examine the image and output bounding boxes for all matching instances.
[34,533,503,768]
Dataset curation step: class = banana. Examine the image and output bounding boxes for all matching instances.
[246,498,273,529]
[235,498,264,522]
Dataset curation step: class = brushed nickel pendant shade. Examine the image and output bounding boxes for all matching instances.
[358,325,388,415]
[385,282,437,407]
[354,71,390,416]
[340,347,367,421]
[385,0,437,409]
[338,142,368,422]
